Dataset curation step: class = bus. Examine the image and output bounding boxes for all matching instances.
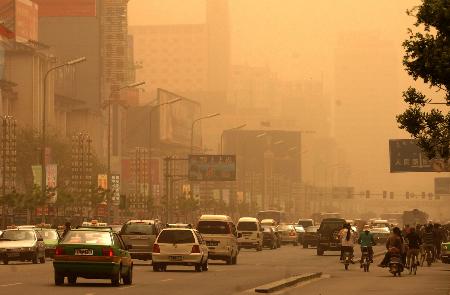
[256,210,287,225]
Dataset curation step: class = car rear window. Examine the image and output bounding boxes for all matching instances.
[1,230,35,241]
[198,221,230,235]
[62,231,112,245]
[37,230,58,240]
[157,230,195,244]
[319,222,344,233]
[237,222,257,231]
[122,223,155,235]
[278,224,292,231]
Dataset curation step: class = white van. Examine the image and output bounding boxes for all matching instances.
[237,217,263,251]
[197,215,239,265]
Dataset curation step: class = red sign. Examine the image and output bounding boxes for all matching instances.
[33,0,96,17]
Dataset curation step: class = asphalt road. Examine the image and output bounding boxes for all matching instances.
[0,245,447,295]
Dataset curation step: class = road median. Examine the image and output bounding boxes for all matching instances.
[254,272,322,293]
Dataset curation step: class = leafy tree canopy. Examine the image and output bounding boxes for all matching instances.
[397,0,450,160]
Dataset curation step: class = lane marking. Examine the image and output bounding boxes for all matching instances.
[120,286,136,291]
[84,293,95,295]
[161,278,174,282]
[0,283,23,287]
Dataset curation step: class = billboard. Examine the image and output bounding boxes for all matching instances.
[110,174,120,205]
[98,174,107,190]
[46,164,57,203]
[158,88,201,148]
[389,139,449,172]
[188,155,236,181]
[33,0,96,17]
[0,0,38,42]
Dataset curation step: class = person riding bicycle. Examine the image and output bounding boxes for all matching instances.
[422,224,435,263]
[358,225,376,266]
[405,227,421,268]
[339,223,357,263]
[378,227,403,267]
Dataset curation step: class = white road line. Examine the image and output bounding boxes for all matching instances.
[0,283,23,287]
[120,285,136,291]
[84,293,95,295]
[160,278,174,282]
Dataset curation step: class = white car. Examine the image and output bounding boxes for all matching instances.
[237,217,263,251]
[152,228,209,272]
[0,229,46,264]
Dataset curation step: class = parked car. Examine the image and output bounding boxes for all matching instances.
[237,217,263,251]
[262,227,277,249]
[35,227,60,258]
[316,218,346,255]
[277,224,298,246]
[197,215,239,265]
[302,225,319,248]
[119,220,162,261]
[0,229,46,264]
[152,228,209,272]
[53,227,132,286]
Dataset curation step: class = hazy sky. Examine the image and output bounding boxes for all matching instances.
[128,1,445,194]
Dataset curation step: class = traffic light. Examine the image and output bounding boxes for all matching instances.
[382,191,387,199]
[365,190,370,199]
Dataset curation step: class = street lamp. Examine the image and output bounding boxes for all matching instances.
[42,56,86,204]
[147,97,182,211]
[190,113,220,154]
[220,124,246,154]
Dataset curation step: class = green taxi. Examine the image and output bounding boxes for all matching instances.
[442,241,450,264]
[53,227,133,286]
[35,228,60,258]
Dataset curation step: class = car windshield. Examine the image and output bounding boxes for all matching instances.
[37,230,58,240]
[197,221,230,234]
[61,231,112,245]
[1,230,35,241]
[371,227,390,233]
[319,222,343,233]
[237,222,257,231]
[122,223,154,235]
[157,230,195,244]
[294,226,305,232]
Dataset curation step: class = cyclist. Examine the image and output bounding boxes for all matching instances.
[358,225,376,267]
[405,227,421,269]
[422,224,435,265]
[339,223,357,263]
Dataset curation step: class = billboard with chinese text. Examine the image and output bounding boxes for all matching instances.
[188,155,236,181]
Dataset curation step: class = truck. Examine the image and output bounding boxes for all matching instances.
[402,209,428,226]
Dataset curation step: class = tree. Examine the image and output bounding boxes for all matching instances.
[397,0,450,160]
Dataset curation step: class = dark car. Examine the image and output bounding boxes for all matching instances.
[119,220,163,260]
[302,225,319,248]
[262,227,277,249]
[316,218,346,256]
[261,225,281,248]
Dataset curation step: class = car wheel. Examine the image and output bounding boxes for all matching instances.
[202,259,209,271]
[152,263,160,272]
[3,258,8,265]
[123,265,133,285]
[54,272,64,285]
[303,243,308,249]
[111,269,121,286]
[32,254,38,264]
[226,256,233,265]
[68,275,77,285]
[39,256,46,264]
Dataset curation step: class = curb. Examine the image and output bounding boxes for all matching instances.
[254,272,322,293]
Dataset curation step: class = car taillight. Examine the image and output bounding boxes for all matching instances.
[153,244,160,253]
[102,247,114,257]
[289,231,296,236]
[55,246,64,256]
[191,245,201,253]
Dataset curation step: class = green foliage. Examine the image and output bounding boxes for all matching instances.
[397,0,450,159]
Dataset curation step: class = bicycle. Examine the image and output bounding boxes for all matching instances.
[360,247,371,272]
[408,250,419,275]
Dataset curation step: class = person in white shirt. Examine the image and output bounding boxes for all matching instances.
[339,223,357,262]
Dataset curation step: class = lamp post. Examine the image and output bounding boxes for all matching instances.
[147,97,181,216]
[190,113,220,155]
[42,57,86,207]
[220,124,246,154]
[104,81,145,223]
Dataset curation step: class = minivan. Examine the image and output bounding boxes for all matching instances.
[120,220,163,260]
[236,217,263,251]
[197,215,239,265]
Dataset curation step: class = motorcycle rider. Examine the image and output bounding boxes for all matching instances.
[339,223,357,263]
[405,227,421,268]
[358,225,376,266]
[378,227,404,267]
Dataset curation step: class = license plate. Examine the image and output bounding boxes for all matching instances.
[169,255,183,261]
[206,241,219,247]
[75,249,94,256]
[7,252,19,257]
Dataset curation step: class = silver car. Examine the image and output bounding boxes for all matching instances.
[120,220,163,260]
[0,229,46,264]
